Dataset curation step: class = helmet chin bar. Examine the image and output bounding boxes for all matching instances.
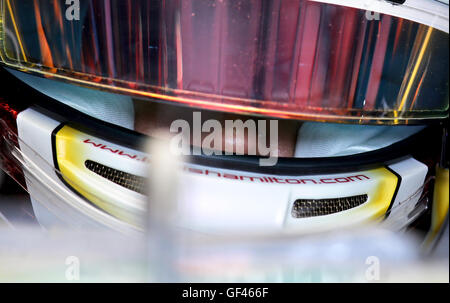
[10,106,430,235]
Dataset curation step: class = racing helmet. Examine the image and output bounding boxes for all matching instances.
[0,0,448,244]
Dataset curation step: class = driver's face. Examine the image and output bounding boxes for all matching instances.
[134,99,300,157]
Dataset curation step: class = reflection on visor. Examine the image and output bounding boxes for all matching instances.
[0,0,448,123]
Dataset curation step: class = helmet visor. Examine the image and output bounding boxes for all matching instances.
[0,0,448,123]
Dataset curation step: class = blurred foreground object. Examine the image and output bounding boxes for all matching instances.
[1,224,447,282]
